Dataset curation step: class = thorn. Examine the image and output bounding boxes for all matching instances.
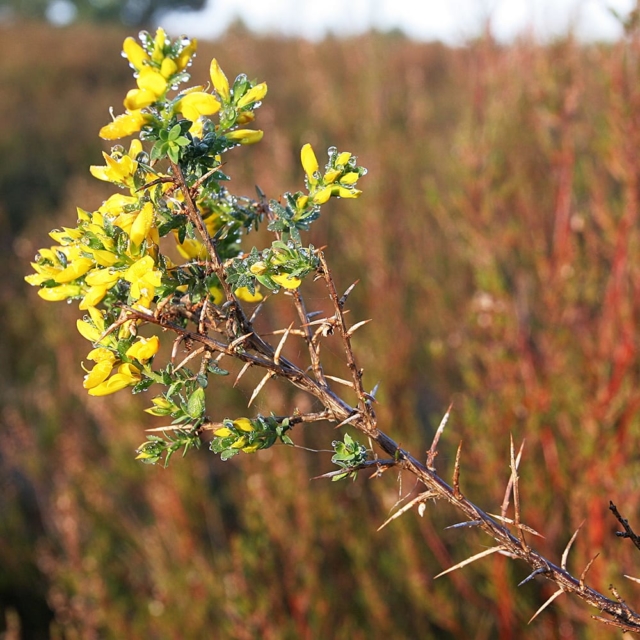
[325,374,357,390]
[229,332,254,350]
[377,491,438,531]
[580,553,600,589]
[334,412,360,429]
[501,437,525,518]
[427,403,452,470]
[171,335,184,362]
[453,440,463,498]
[369,382,380,399]
[528,588,564,624]
[610,584,632,614]
[487,514,543,537]
[249,298,267,323]
[248,370,274,406]
[561,521,584,570]
[274,323,294,365]
[518,567,547,587]
[338,280,359,307]
[234,361,252,387]
[434,546,504,579]
[173,345,206,373]
[624,574,640,585]
[444,520,482,530]
[346,319,372,338]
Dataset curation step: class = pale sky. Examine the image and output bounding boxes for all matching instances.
[164,0,636,43]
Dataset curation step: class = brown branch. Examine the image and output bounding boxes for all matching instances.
[126,257,640,634]
[610,501,640,552]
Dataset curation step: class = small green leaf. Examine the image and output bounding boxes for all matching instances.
[186,387,206,419]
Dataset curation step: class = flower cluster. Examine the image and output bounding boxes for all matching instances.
[26,28,365,464]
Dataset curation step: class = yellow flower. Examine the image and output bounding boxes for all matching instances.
[99,193,138,216]
[122,36,149,71]
[53,257,94,283]
[176,39,198,72]
[49,227,83,245]
[99,110,150,140]
[37,284,82,301]
[249,261,267,275]
[124,255,162,301]
[129,202,155,247]
[160,57,178,79]
[79,285,109,309]
[340,172,360,185]
[334,186,362,199]
[77,307,111,344]
[208,283,224,305]
[336,151,352,165]
[301,143,319,185]
[230,436,247,449]
[152,27,167,63]
[209,59,230,101]
[224,129,263,145]
[312,186,332,205]
[177,92,221,122]
[87,363,141,396]
[213,427,233,437]
[272,273,302,289]
[125,335,160,363]
[237,82,267,108]
[323,169,341,184]
[144,396,174,416]
[233,418,255,432]
[82,348,117,389]
[90,151,138,185]
[235,286,263,303]
[122,64,169,110]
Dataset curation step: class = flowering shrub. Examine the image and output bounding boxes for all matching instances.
[25,28,366,465]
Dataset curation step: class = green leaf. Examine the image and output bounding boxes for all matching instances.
[186,387,206,419]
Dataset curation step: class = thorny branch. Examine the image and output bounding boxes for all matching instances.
[124,247,640,634]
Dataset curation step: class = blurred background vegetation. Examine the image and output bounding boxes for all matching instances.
[3,10,640,639]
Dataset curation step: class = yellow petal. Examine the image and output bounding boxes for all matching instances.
[213,427,233,437]
[123,88,157,111]
[137,66,167,97]
[324,169,341,184]
[272,274,302,289]
[336,152,352,165]
[79,285,108,309]
[125,335,160,362]
[38,284,82,301]
[99,110,149,140]
[152,27,167,63]
[176,39,197,71]
[83,360,114,389]
[301,143,319,183]
[160,57,178,79]
[87,348,117,363]
[237,82,267,108]
[77,319,102,342]
[123,37,149,71]
[340,172,360,185]
[53,258,94,283]
[233,418,255,432]
[178,92,221,121]
[224,129,263,145]
[85,268,120,287]
[335,187,362,199]
[235,286,263,303]
[129,202,154,246]
[209,59,230,101]
[312,186,332,205]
